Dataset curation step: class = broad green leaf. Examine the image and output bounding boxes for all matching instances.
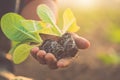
[63,8,80,34]
[9,41,29,55]
[11,41,20,47]
[36,22,59,36]
[9,41,22,55]
[67,22,80,32]
[22,20,57,36]
[38,27,57,36]
[21,20,43,32]
[21,20,43,43]
[37,4,62,36]
[13,44,33,64]
[37,5,56,25]
[1,13,41,43]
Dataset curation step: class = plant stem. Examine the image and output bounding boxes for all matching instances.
[54,23,62,36]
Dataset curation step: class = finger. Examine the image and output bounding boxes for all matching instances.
[45,53,58,69]
[37,50,47,64]
[71,33,90,49]
[57,58,73,68]
[30,47,39,59]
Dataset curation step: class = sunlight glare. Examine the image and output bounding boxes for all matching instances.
[77,0,98,9]
[58,0,99,10]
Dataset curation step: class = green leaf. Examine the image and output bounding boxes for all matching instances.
[36,22,58,36]
[21,20,43,32]
[21,20,58,36]
[63,8,80,34]
[21,20,43,43]
[1,13,41,43]
[37,4,56,25]
[9,41,22,55]
[37,4,62,36]
[13,44,33,64]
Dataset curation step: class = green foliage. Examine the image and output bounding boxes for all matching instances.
[37,4,62,36]
[106,23,120,43]
[36,22,58,36]
[1,13,42,43]
[98,53,120,65]
[0,4,80,64]
[63,8,80,34]
[13,44,33,64]
[21,20,42,32]
[37,5,80,36]
[9,42,22,55]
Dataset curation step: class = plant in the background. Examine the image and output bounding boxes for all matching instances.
[99,23,120,65]
[106,23,120,43]
[98,52,120,65]
[1,4,80,64]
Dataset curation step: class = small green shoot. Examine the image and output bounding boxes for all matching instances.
[0,4,80,64]
[98,53,120,65]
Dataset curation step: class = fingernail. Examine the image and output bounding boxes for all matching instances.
[57,61,64,68]
[31,47,39,54]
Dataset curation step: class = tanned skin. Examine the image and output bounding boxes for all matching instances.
[21,0,90,69]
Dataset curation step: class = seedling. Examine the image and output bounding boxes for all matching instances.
[1,4,80,64]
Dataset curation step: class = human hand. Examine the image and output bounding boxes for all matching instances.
[30,33,90,69]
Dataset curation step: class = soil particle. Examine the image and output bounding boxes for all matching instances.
[40,33,78,60]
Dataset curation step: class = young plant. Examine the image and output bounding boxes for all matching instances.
[1,4,80,64]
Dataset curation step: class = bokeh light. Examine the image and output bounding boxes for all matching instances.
[58,0,99,10]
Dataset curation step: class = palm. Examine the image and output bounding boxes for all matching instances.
[31,33,90,69]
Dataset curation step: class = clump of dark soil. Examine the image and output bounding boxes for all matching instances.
[40,33,78,60]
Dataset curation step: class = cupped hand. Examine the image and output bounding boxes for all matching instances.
[30,33,90,69]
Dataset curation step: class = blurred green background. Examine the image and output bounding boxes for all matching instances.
[58,0,120,65]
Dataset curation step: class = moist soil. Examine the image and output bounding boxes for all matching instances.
[40,33,78,60]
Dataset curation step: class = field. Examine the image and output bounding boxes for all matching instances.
[12,0,120,80]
